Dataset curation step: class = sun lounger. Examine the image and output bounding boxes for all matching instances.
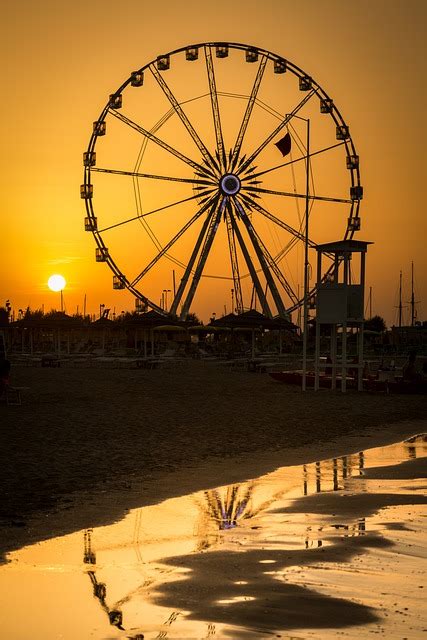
[3,386,30,406]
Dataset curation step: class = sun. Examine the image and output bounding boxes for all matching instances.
[48,274,66,292]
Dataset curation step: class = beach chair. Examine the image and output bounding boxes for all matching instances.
[0,381,29,406]
[159,348,177,358]
[5,386,23,405]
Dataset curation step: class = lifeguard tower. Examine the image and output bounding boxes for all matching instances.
[314,240,372,392]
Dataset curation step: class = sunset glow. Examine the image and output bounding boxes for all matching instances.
[1,1,425,325]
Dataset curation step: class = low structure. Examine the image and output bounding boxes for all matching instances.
[314,240,372,392]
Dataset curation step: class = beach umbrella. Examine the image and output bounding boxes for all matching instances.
[212,310,277,329]
[11,312,85,354]
[124,310,173,355]
[153,325,187,331]
[125,310,167,325]
[211,313,238,327]
[236,310,275,328]
[153,324,187,349]
[269,316,298,354]
[211,310,276,358]
[91,317,119,352]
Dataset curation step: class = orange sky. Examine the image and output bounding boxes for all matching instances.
[1,0,426,325]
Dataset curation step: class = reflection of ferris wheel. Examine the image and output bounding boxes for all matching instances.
[82,42,362,320]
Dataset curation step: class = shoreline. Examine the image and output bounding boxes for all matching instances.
[1,416,425,563]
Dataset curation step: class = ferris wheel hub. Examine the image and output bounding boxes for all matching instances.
[219,173,241,196]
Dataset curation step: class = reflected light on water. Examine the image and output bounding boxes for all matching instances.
[0,435,425,639]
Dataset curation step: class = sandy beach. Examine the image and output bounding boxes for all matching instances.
[1,359,426,562]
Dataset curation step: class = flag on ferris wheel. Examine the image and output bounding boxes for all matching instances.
[274,132,292,157]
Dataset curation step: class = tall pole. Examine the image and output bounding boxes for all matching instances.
[398,270,402,328]
[410,261,415,326]
[302,119,310,391]
[60,290,63,313]
[172,270,176,298]
[163,289,171,312]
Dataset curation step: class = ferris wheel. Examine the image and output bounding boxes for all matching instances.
[82,42,362,320]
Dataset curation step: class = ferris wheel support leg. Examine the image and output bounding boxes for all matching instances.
[235,199,286,318]
[180,198,227,320]
[225,211,244,314]
[170,199,218,317]
[229,213,272,317]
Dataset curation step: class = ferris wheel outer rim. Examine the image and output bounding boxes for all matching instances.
[83,41,362,317]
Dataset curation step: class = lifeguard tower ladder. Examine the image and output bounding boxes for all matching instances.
[314,240,372,392]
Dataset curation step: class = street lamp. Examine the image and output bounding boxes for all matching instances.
[303,119,311,391]
[286,115,310,391]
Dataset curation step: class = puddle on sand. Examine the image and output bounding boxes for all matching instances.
[1,436,426,639]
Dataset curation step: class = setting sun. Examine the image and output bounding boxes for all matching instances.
[47,274,66,292]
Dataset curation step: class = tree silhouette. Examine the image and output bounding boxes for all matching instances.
[365,315,386,332]
[0,307,9,327]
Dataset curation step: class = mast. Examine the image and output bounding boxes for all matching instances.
[398,270,402,328]
[366,285,373,319]
[410,261,415,327]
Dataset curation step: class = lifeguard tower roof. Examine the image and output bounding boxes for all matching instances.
[316,239,373,253]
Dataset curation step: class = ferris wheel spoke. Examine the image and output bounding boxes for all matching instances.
[179,196,228,319]
[92,166,213,186]
[131,193,218,288]
[242,141,347,181]
[228,205,272,317]
[234,199,288,316]
[170,197,220,316]
[235,198,298,306]
[238,90,316,173]
[149,64,219,173]
[204,45,226,170]
[225,206,244,313]
[109,109,216,179]
[240,194,317,249]
[230,56,268,171]
[244,185,352,204]
[98,192,212,234]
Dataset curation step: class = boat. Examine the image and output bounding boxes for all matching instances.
[268,370,358,389]
[268,370,427,393]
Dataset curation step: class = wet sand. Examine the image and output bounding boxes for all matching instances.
[1,359,426,561]
[0,434,425,639]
